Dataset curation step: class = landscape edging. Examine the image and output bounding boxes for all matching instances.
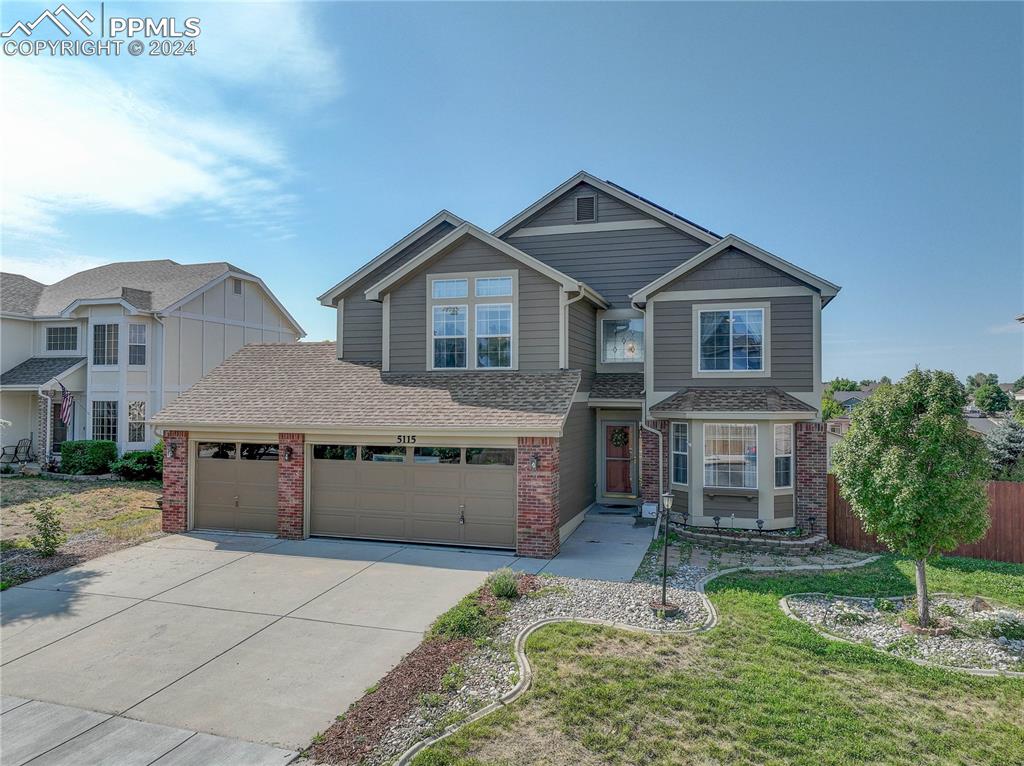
[395,553,883,765]
[779,591,1024,679]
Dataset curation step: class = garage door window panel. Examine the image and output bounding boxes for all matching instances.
[362,445,407,463]
[414,447,462,464]
[240,443,278,460]
[313,445,356,460]
[466,448,515,466]
[198,442,236,459]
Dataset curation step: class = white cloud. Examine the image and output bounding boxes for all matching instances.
[0,3,340,242]
[0,251,108,284]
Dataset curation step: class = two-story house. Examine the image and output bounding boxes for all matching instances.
[153,172,839,558]
[0,260,303,462]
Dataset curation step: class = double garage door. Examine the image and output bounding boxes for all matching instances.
[310,444,517,549]
[192,441,517,549]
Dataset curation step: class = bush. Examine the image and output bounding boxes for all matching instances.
[29,501,66,556]
[111,448,162,480]
[59,440,118,475]
[428,593,491,640]
[488,567,519,599]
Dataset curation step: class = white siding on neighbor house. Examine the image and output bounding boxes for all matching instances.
[2,318,34,372]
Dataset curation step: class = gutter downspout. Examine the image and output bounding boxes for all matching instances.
[561,285,586,370]
[631,298,664,526]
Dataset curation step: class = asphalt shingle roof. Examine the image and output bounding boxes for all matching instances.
[1,357,85,386]
[1,260,253,317]
[153,342,581,432]
[650,387,817,414]
[590,373,644,400]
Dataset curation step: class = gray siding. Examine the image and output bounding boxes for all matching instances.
[662,247,804,291]
[652,295,814,392]
[567,299,596,392]
[774,493,794,520]
[704,493,759,519]
[558,402,595,525]
[507,227,708,307]
[517,183,647,228]
[388,237,561,373]
[341,221,456,362]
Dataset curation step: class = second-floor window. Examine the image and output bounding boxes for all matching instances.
[93,324,118,365]
[699,308,764,372]
[602,318,644,362]
[429,273,515,370]
[128,324,146,365]
[46,326,77,352]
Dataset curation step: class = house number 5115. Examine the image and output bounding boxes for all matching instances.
[396,435,417,444]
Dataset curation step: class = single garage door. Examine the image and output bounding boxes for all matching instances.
[194,441,279,533]
[310,444,516,548]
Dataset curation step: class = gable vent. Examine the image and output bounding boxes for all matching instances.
[232,278,243,295]
[575,195,596,222]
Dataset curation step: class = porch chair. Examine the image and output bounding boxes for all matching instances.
[0,437,34,465]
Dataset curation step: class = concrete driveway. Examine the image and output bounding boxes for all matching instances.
[1,533,542,752]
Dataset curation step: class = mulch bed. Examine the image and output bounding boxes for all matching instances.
[305,636,473,765]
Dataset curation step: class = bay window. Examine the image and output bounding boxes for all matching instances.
[671,423,688,485]
[774,424,793,488]
[698,308,764,372]
[92,401,117,442]
[704,423,757,489]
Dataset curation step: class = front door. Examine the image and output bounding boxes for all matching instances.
[603,423,636,496]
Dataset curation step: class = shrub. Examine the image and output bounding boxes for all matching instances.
[488,567,519,599]
[29,501,66,556]
[428,593,491,640]
[440,663,467,692]
[59,440,118,475]
[152,440,164,474]
[992,612,1024,641]
[111,448,162,480]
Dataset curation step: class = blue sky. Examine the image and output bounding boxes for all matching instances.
[3,1,1022,383]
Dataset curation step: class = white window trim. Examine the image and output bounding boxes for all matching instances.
[128,323,147,367]
[431,278,469,300]
[474,276,513,298]
[671,422,688,487]
[691,301,771,378]
[91,399,119,443]
[91,323,120,368]
[703,423,758,490]
[596,308,644,373]
[44,325,79,354]
[430,303,469,370]
[600,315,645,364]
[475,303,513,370]
[425,270,519,371]
[774,423,793,489]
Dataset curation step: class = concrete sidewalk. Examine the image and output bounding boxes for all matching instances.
[539,508,653,581]
[0,697,295,766]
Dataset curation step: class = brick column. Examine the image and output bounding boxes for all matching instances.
[277,433,305,539]
[35,391,53,463]
[639,420,669,504]
[516,436,560,558]
[161,431,189,533]
[795,421,827,533]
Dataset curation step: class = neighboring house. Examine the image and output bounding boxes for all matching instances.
[154,171,840,557]
[0,261,303,461]
[830,383,877,412]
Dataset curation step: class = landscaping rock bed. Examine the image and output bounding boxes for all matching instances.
[672,525,830,554]
[784,593,1024,674]
[334,574,709,766]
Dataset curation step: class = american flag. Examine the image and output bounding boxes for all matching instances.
[58,383,74,427]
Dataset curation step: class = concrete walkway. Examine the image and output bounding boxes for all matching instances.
[0,697,295,766]
[1,534,545,753]
[539,508,653,581]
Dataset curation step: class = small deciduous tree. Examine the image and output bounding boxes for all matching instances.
[832,369,989,627]
[973,383,1010,414]
[985,418,1024,480]
[821,394,843,421]
[965,372,998,394]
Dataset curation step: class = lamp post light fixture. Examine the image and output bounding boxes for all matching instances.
[650,492,680,618]
[808,516,817,536]
[681,511,689,529]
[756,518,765,536]
[713,515,721,531]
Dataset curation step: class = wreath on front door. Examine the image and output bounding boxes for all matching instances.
[610,427,630,449]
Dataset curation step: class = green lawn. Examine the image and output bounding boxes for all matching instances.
[412,555,1024,766]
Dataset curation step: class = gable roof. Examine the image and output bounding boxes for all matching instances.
[492,171,720,245]
[0,260,304,336]
[152,342,580,436]
[363,222,609,307]
[629,234,841,304]
[317,210,464,307]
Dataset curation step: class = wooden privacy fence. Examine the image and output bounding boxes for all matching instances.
[827,475,1024,564]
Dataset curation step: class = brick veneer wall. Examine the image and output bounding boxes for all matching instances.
[516,436,560,558]
[795,421,827,532]
[162,430,189,533]
[277,433,305,539]
[639,420,669,504]
[35,392,50,463]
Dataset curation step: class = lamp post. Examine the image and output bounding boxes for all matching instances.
[660,492,673,608]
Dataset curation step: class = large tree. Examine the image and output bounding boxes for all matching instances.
[831,369,989,627]
[965,372,998,393]
[973,383,1011,413]
[1013,374,1024,392]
